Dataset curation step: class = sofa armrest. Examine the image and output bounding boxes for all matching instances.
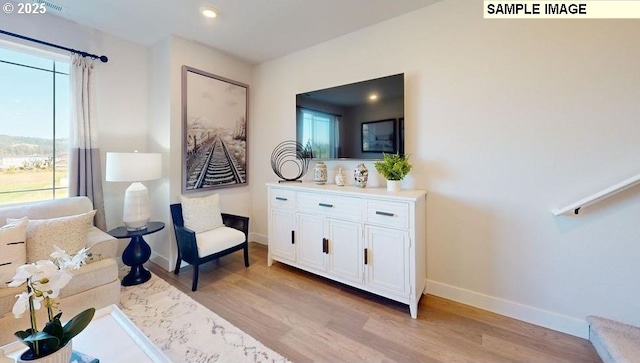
[86,227,118,260]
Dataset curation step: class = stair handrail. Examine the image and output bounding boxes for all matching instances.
[552,172,640,215]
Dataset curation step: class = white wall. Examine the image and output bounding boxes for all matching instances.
[146,36,253,270]
[250,0,640,338]
[0,12,151,254]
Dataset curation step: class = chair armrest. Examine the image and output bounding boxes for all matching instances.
[174,225,200,262]
[221,213,249,238]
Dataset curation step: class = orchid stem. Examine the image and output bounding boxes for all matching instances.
[27,284,39,356]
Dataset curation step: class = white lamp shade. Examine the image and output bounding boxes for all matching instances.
[106,152,162,230]
[105,152,162,182]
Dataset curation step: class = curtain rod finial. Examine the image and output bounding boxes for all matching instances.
[99,55,108,63]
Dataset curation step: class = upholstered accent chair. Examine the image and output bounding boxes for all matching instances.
[169,202,249,291]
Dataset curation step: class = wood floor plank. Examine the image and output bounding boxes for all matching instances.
[147,243,602,363]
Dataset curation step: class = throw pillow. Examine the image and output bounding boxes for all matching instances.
[181,194,223,233]
[0,216,28,287]
[8,210,96,263]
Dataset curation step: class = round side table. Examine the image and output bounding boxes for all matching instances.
[108,221,165,286]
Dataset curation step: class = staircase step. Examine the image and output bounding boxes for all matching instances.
[587,315,640,363]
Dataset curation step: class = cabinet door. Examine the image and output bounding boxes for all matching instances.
[269,209,296,262]
[364,225,410,298]
[326,219,363,284]
[297,213,326,271]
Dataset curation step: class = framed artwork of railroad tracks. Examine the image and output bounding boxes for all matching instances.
[181,66,249,193]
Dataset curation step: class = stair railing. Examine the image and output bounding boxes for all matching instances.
[552,172,640,215]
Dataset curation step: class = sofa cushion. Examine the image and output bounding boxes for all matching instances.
[8,210,96,262]
[0,217,28,288]
[181,194,223,233]
[58,258,118,298]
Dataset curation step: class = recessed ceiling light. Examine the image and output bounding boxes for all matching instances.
[369,94,379,101]
[201,6,217,18]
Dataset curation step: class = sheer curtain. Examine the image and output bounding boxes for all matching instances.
[296,107,339,159]
[69,54,106,230]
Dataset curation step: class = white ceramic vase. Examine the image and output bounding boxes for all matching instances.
[335,168,346,186]
[386,180,401,192]
[17,341,72,363]
[354,163,369,188]
[313,162,327,184]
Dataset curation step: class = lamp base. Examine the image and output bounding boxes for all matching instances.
[126,224,149,231]
[123,182,150,231]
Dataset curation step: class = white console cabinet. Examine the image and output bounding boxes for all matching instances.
[267,182,426,318]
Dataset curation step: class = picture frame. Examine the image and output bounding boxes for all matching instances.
[361,119,396,153]
[181,66,249,193]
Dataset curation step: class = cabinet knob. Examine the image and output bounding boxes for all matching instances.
[276,196,288,201]
[291,230,295,244]
[318,203,334,208]
[364,248,368,265]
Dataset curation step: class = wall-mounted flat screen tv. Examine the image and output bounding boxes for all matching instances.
[296,73,404,160]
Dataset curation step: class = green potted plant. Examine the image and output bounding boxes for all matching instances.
[374,153,412,191]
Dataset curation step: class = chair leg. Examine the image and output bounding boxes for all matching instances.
[174,256,181,275]
[243,243,250,267]
[192,264,199,291]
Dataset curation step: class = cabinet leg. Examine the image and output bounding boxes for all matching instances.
[410,302,418,319]
[267,255,273,267]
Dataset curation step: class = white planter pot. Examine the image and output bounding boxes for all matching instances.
[386,180,401,192]
[17,341,72,363]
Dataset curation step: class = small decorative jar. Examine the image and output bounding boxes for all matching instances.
[313,162,328,184]
[354,163,369,188]
[335,168,346,186]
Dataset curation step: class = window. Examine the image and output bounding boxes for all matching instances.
[0,43,70,205]
[296,108,339,159]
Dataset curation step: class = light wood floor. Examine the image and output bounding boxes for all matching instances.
[148,243,601,363]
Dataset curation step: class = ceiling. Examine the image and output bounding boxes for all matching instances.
[34,0,442,64]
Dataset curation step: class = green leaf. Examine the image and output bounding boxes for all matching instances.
[61,308,95,344]
[21,331,61,357]
[43,318,64,342]
[14,330,36,352]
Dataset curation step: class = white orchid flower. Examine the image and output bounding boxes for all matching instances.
[11,246,92,337]
[12,291,43,318]
[68,247,90,269]
[31,260,59,281]
[8,264,36,287]
[33,269,73,298]
[12,292,30,318]
[50,245,90,270]
[50,245,71,263]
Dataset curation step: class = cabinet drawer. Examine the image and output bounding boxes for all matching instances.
[297,192,362,221]
[365,200,409,229]
[270,189,296,209]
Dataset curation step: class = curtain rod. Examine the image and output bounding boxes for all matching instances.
[0,29,108,63]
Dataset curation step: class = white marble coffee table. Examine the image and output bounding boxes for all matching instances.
[1,305,170,363]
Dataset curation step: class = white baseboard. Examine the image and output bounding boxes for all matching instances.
[149,252,171,271]
[250,232,268,245]
[425,280,589,339]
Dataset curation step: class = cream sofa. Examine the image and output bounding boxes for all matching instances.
[0,197,120,345]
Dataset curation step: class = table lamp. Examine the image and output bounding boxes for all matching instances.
[106,151,162,231]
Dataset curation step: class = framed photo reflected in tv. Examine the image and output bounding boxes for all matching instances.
[361,119,396,153]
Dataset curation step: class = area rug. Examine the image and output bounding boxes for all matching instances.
[119,273,291,363]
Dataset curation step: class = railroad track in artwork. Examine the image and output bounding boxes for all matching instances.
[187,136,245,189]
